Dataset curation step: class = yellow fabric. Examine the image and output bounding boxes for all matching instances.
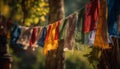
[94,0,110,49]
[43,22,59,55]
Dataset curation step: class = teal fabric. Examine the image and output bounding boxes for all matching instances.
[11,25,21,45]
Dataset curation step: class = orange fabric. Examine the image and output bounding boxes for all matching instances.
[94,0,110,49]
[43,21,60,55]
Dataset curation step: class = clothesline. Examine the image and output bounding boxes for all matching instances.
[10,0,120,55]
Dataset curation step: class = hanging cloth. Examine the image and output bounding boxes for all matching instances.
[43,21,60,55]
[30,27,43,50]
[75,8,87,45]
[17,26,33,50]
[59,19,68,40]
[64,13,76,51]
[107,0,119,36]
[87,30,96,46]
[94,0,110,49]
[84,0,99,33]
[11,25,21,45]
[29,27,37,47]
[37,27,47,47]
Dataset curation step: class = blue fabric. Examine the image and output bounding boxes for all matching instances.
[107,0,119,36]
[11,26,21,45]
[37,27,47,47]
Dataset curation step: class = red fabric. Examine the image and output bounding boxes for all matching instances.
[30,28,37,47]
[7,19,12,30]
[54,21,60,40]
[84,0,100,33]
[45,25,51,42]
[43,21,60,55]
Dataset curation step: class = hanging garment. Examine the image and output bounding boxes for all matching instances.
[59,19,68,40]
[17,26,33,50]
[107,0,119,36]
[87,30,96,46]
[29,27,43,51]
[43,21,60,55]
[94,0,110,49]
[84,0,100,33]
[29,27,37,47]
[37,27,47,47]
[64,13,76,51]
[88,30,113,46]
[75,8,87,45]
[11,25,21,45]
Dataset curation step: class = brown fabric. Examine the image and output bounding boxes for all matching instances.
[94,0,110,49]
[64,13,77,51]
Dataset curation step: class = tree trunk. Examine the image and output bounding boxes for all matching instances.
[45,0,65,69]
[0,16,13,69]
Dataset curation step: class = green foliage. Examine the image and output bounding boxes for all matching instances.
[10,46,45,69]
[0,0,49,26]
[64,0,89,16]
[65,46,98,69]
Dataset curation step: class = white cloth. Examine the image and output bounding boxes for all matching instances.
[87,30,113,46]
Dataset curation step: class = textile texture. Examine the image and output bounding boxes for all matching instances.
[37,27,47,47]
[64,14,76,51]
[44,21,60,55]
[94,0,110,49]
[17,27,33,50]
[84,0,99,33]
